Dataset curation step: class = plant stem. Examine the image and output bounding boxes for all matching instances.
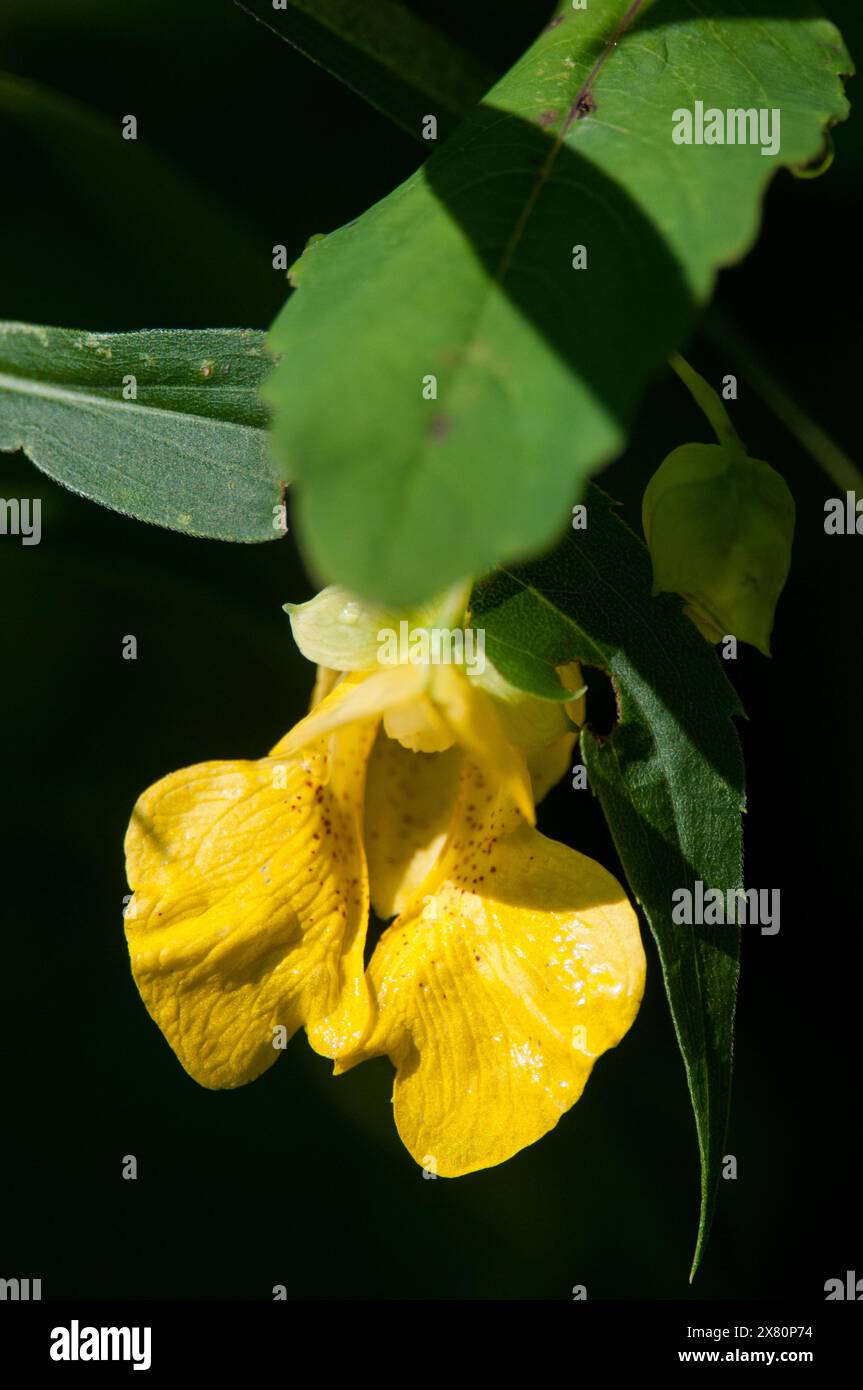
[669,352,744,452]
[701,309,863,495]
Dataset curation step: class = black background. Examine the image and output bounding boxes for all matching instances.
[0,0,860,1300]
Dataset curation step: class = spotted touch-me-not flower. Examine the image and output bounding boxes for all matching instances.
[124,584,645,1175]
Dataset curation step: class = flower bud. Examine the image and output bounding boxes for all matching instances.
[642,443,794,655]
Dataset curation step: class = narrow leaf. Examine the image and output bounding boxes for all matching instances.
[237,0,493,139]
[471,487,745,1277]
[265,0,851,605]
[0,323,281,542]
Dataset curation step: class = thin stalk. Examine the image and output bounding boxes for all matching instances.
[702,310,862,494]
[669,352,745,453]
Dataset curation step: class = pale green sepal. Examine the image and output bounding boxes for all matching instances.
[285,586,397,670]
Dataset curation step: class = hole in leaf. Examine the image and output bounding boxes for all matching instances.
[582,665,620,739]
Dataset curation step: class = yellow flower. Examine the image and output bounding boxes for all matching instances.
[124,587,645,1174]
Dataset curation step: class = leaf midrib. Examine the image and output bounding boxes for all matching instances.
[0,371,263,433]
[394,1,649,536]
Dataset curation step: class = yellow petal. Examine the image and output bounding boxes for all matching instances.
[309,664,341,710]
[341,761,645,1176]
[363,723,570,925]
[527,731,577,804]
[524,660,584,801]
[468,658,572,751]
[557,660,588,728]
[364,733,463,919]
[271,666,421,759]
[124,719,376,1087]
[429,664,535,826]
[382,694,455,753]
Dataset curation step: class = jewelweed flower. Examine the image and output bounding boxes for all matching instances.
[124,586,645,1175]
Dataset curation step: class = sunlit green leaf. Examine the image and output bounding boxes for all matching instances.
[265,0,851,605]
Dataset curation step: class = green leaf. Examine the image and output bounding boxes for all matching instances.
[236,0,493,140]
[265,0,851,605]
[0,323,282,542]
[471,486,745,1278]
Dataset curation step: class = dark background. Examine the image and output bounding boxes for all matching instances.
[0,0,860,1300]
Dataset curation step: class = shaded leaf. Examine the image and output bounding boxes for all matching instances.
[265,0,851,604]
[0,323,281,541]
[236,0,493,139]
[471,486,745,1277]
